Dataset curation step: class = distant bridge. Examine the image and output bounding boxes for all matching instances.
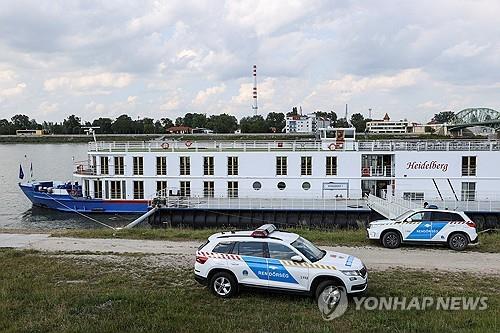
[448,108,500,131]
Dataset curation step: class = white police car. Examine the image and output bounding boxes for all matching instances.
[367,208,478,251]
[194,224,367,300]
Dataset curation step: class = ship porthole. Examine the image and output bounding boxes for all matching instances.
[253,181,262,190]
[302,182,311,190]
[277,182,286,190]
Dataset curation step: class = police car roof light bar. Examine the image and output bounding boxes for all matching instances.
[251,224,277,238]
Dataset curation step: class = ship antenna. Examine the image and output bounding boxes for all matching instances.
[83,126,100,151]
[252,64,258,115]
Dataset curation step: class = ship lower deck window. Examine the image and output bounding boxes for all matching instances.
[276,156,287,176]
[180,157,191,176]
[133,181,144,199]
[110,180,124,199]
[302,182,311,190]
[114,156,124,175]
[277,182,286,190]
[156,156,167,176]
[93,180,103,199]
[326,156,337,176]
[156,181,167,197]
[301,156,312,176]
[253,181,262,190]
[461,182,476,201]
[228,157,238,176]
[204,156,214,176]
[228,181,238,198]
[403,192,424,201]
[204,181,215,197]
[180,181,191,197]
[100,156,109,175]
[133,156,143,175]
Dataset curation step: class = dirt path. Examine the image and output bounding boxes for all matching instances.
[1,233,499,275]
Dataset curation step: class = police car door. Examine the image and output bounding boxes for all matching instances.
[430,211,453,242]
[403,211,433,241]
[266,242,308,291]
[235,241,269,287]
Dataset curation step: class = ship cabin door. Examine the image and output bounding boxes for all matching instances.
[362,180,391,198]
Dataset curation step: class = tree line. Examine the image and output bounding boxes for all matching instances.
[0,110,452,135]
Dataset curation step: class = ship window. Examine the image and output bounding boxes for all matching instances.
[204,156,214,176]
[228,181,238,198]
[227,156,238,176]
[302,182,311,190]
[94,180,103,199]
[180,156,191,176]
[156,181,167,197]
[100,156,109,175]
[133,181,144,199]
[180,181,191,197]
[326,156,337,176]
[133,156,143,175]
[253,181,262,190]
[403,192,424,201]
[156,156,167,176]
[277,182,286,190]
[461,156,476,176]
[301,156,312,176]
[461,182,476,201]
[276,156,287,176]
[204,181,215,198]
[84,179,90,197]
[114,156,124,175]
[110,180,122,199]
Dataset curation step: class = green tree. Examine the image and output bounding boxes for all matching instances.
[160,117,174,129]
[286,106,299,117]
[328,111,337,123]
[206,114,238,133]
[191,113,208,128]
[11,114,32,130]
[112,115,134,134]
[62,115,82,134]
[240,115,268,133]
[350,113,366,132]
[335,117,349,128]
[0,119,13,134]
[92,118,113,134]
[154,120,165,133]
[143,118,155,134]
[265,112,285,132]
[175,117,184,126]
[432,111,456,124]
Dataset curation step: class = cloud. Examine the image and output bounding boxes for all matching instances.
[44,72,133,93]
[38,101,58,115]
[193,84,226,106]
[127,95,137,104]
[0,82,26,97]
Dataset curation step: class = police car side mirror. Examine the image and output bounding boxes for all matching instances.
[291,255,303,262]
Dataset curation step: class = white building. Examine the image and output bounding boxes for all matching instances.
[366,113,409,134]
[285,114,331,133]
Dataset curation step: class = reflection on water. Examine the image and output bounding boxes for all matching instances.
[0,143,141,230]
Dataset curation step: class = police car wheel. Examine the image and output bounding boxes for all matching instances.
[210,272,237,298]
[382,231,401,249]
[315,281,342,305]
[448,233,469,251]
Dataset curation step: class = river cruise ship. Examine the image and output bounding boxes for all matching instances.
[19,128,500,214]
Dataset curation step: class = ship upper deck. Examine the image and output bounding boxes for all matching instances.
[88,139,500,154]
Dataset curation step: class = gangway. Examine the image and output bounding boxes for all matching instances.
[367,194,419,219]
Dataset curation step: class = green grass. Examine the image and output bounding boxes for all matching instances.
[51,227,500,252]
[0,248,498,333]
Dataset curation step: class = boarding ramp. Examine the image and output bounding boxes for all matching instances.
[367,194,419,219]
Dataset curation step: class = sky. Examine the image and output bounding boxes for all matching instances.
[0,0,499,123]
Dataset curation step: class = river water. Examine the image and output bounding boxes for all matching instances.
[0,143,138,230]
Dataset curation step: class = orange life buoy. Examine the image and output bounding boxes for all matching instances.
[185,140,193,147]
[161,142,169,149]
[328,143,336,151]
[362,167,370,176]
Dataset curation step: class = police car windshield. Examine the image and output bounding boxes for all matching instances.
[393,210,415,221]
[291,237,325,262]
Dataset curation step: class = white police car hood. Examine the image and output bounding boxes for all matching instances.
[316,250,364,270]
[369,219,394,226]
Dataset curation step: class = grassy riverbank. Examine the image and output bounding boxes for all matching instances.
[51,227,500,252]
[0,248,498,333]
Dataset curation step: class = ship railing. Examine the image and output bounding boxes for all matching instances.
[89,139,500,153]
[73,160,96,175]
[148,195,368,211]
